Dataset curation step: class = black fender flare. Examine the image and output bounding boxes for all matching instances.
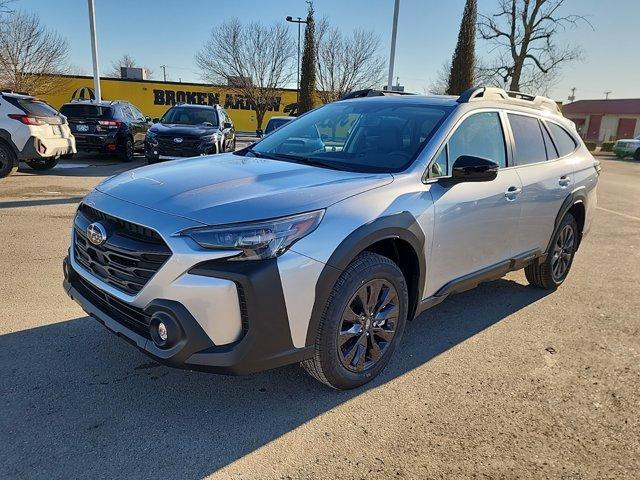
[543,189,588,259]
[304,212,426,346]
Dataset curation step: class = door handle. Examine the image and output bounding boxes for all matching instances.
[504,186,522,201]
[559,175,571,187]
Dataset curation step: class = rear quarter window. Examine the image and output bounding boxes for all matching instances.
[546,122,577,157]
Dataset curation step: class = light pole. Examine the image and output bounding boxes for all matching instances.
[87,0,101,102]
[286,15,308,107]
[387,0,400,91]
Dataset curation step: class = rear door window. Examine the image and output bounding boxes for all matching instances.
[546,122,577,157]
[508,113,547,166]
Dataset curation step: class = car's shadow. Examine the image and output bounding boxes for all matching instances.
[16,153,146,178]
[0,278,551,479]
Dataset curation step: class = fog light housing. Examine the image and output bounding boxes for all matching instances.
[149,311,181,349]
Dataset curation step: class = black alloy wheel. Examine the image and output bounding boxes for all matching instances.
[550,223,575,281]
[338,279,399,372]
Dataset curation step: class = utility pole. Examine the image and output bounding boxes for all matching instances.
[160,65,167,82]
[286,15,308,105]
[87,0,101,102]
[387,0,400,91]
[604,91,612,100]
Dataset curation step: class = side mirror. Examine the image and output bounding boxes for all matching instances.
[152,118,159,124]
[145,116,151,122]
[256,128,263,138]
[223,122,232,129]
[449,155,499,183]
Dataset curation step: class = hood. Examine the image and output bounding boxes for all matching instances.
[150,123,218,136]
[96,153,393,225]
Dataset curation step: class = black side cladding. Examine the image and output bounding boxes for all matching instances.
[304,212,426,347]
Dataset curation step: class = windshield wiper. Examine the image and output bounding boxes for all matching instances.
[268,152,357,172]
[245,147,277,160]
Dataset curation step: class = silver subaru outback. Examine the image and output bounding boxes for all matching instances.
[63,87,599,389]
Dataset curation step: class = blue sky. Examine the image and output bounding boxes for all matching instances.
[19,0,640,101]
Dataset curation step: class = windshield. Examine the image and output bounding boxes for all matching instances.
[60,104,114,119]
[243,100,452,173]
[161,107,219,126]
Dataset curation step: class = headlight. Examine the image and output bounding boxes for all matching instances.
[146,131,158,145]
[180,210,324,261]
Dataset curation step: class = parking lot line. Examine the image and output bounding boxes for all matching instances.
[597,206,640,222]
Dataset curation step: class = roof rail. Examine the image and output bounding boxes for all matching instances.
[457,86,561,115]
[339,88,416,100]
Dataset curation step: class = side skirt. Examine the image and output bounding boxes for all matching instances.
[415,249,540,317]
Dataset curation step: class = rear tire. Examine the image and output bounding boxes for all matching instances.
[0,141,17,178]
[302,252,408,389]
[120,137,134,162]
[26,157,59,171]
[634,148,640,161]
[60,153,74,160]
[525,212,578,290]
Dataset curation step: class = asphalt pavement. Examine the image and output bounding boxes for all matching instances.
[0,154,638,479]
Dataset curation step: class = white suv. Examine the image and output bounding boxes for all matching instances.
[0,91,76,178]
[63,87,598,389]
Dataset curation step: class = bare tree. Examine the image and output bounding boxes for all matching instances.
[315,18,385,103]
[108,54,154,79]
[478,0,590,93]
[196,19,294,131]
[0,10,71,95]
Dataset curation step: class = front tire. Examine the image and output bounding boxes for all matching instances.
[525,212,578,290]
[0,141,17,178]
[26,157,59,171]
[302,252,408,389]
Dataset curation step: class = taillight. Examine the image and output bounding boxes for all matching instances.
[8,114,46,126]
[98,120,121,129]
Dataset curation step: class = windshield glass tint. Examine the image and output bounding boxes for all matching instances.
[59,104,114,119]
[161,107,218,126]
[247,101,452,173]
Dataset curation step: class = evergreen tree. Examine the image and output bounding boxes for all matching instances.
[298,1,316,114]
[446,0,477,95]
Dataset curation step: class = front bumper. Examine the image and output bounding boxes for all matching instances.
[144,139,214,161]
[63,251,313,375]
[18,135,76,161]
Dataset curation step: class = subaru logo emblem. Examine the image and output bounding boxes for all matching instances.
[86,222,107,246]
[173,137,183,143]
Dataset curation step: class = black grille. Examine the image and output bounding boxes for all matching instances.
[155,135,201,157]
[74,274,151,339]
[73,204,171,295]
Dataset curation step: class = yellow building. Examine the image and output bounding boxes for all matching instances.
[40,75,299,133]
